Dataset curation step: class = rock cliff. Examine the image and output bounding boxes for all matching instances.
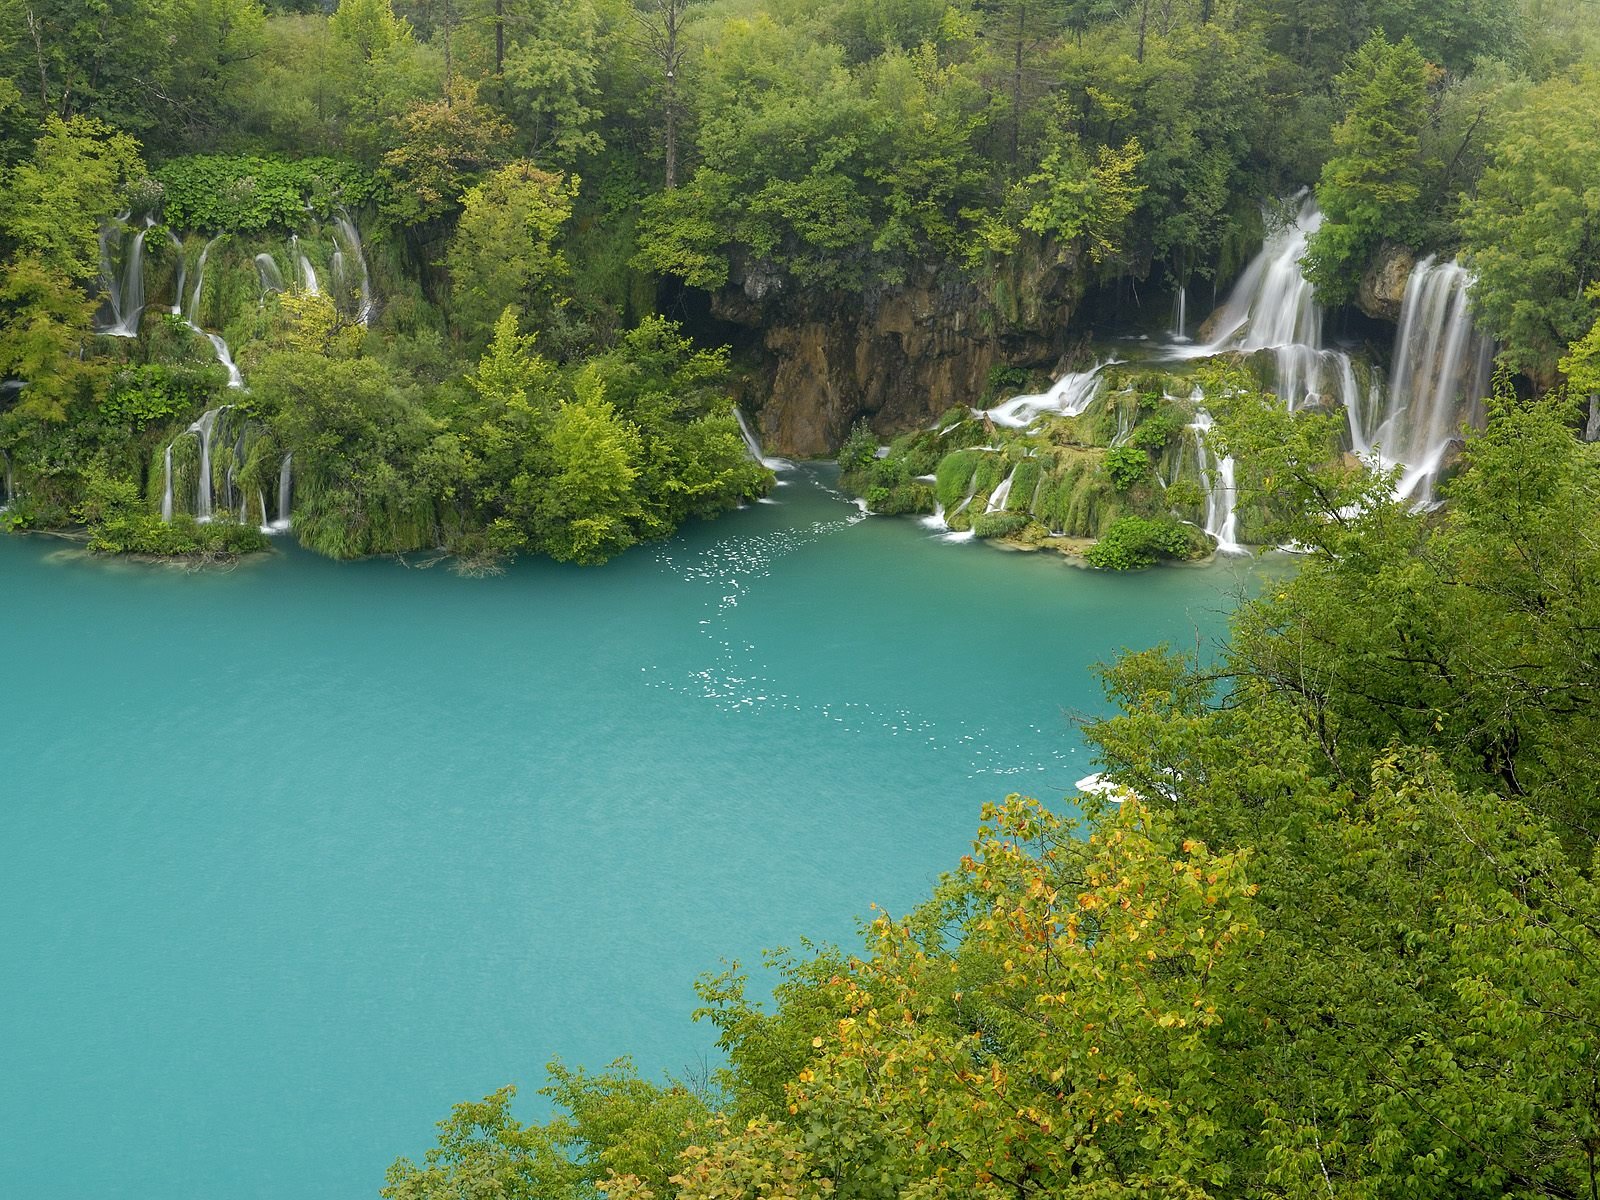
[714,240,1086,457]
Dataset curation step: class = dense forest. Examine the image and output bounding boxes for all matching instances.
[0,0,1596,566]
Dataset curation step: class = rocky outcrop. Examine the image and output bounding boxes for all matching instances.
[1358,242,1415,322]
[714,239,1086,457]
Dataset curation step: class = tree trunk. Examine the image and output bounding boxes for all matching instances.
[1010,4,1025,169]
[495,0,505,79]
[665,73,678,189]
[1136,0,1149,63]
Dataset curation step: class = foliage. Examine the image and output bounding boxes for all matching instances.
[836,418,877,474]
[156,155,380,232]
[970,509,1028,538]
[76,464,269,556]
[1083,513,1191,568]
[4,116,145,282]
[1101,443,1148,490]
[379,80,513,227]
[1303,33,1436,304]
[100,366,215,427]
[446,161,578,341]
[1460,68,1600,379]
[1020,131,1144,267]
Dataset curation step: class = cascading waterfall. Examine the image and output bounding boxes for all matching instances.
[187,407,227,522]
[160,443,174,521]
[181,236,244,389]
[186,236,220,323]
[96,214,153,337]
[1188,409,1244,555]
[160,409,281,526]
[273,453,293,530]
[255,254,285,294]
[733,409,792,471]
[167,232,187,316]
[1168,284,1188,342]
[293,232,320,295]
[983,363,1110,428]
[1175,197,1362,417]
[986,467,1017,513]
[331,211,374,323]
[1358,257,1493,502]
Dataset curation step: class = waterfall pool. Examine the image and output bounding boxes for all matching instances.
[2,468,1278,1199]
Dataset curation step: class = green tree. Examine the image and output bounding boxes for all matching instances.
[331,0,414,60]
[535,376,643,563]
[446,160,577,341]
[1304,33,1436,304]
[1460,70,1600,380]
[379,79,513,226]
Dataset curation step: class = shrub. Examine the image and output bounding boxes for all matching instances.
[1084,516,1192,569]
[1103,445,1150,491]
[838,418,877,473]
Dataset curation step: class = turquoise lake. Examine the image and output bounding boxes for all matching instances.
[1,468,1271,1199]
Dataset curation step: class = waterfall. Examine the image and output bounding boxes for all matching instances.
[919,502,948,531]
[1190,409,1245,555]
[186,407,230,522]
[186,236,221,323]
[258,489,270,532]
[179,236,244,388]
[1197,197,1322,351]
[983,363,1109,429]
[733,409,791,471]
[272,453,293,531]
[202,333,244,389]
[96,215,152,337]
[986,467,1017,513]
[168,233,187,316]
[1168,284,1188,342]
[160,444,174,521]
[289,235,320,294]
[255,254,284,294]
[1585,398,1600,443]
[1175,197,1361,416]
[1360,257,1493,503]
[331,211,374,323]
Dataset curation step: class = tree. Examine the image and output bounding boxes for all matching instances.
[0,115,143,421]
[445,159,577,340]
[379,79,513,226]
[1460,70,1600,380]
[330,0,414,61]
[1304,32,1436,305]
[2,114,145,283]
[621,0,696,189]
[535,377,643,563]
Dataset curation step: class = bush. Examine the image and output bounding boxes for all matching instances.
[156,155,379,233]
[1103,445,1150,491]
[838,418,877,473]
[89,512,270,557]
[1130,403,1187,450]
[1084,516,1192,570]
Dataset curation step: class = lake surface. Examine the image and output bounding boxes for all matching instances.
[1,468,1271,1199]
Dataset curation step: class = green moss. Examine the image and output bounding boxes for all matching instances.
[935,449,983,509]
[972,511,1028,538]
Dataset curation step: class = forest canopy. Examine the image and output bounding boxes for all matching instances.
[0,0,1597,563]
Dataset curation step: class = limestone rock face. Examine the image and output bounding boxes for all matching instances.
[1358,242,1415,322]
[714,241,1085,457]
